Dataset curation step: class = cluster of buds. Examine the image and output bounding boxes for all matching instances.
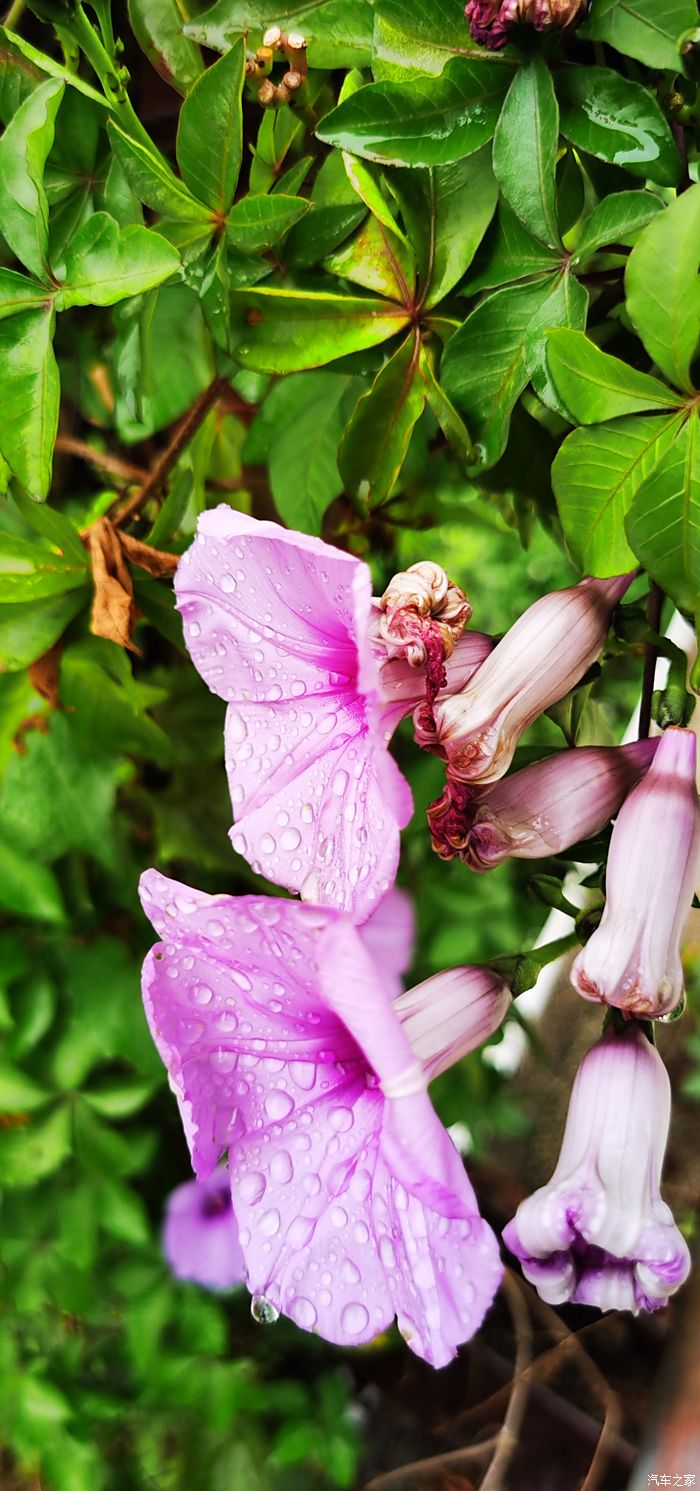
[465,0,588,50]
[245,26,307,107]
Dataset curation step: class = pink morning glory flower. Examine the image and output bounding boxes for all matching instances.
[414,574,633,786]
[503,1026,690,1313]
[174,509,491,921]
[427,738,657,867]
[139,869,506,1366]
[163,1169,245,1290]
[572,727,700,1018]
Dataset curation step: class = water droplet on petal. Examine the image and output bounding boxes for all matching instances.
[260,833,276,855]
[270,1149,294,1183]
[260,1208,281,1237]
[220,574,237,594]
[232,833,247,855]
[286,1215,316,1249]
[290,1061,316,1091]
[329,1106,354,1133]
[228,709,247,742]
[265,1089,294,1120]
[194,985,214,1006]
[318,713,337,736]
[280,827,302,852]
[332,770,349,797]
[301,803,314,824]
[231,968,253,992]
[289,1296,317,1329]
[239,1170,266,1205]
[251,1294,279,1324]
[340,1258,361,1285]
[341,1302,369,1336]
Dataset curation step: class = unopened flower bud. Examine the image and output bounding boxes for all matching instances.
[415,573,633,785]
[428,739,658,868]
[503,1026,690,1313]
[395,965,511,1083]
[262,24,282,46]
[465,0,587,49]
[571,726,700,1018]
[379,562,472,703]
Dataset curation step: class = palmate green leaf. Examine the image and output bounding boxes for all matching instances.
[572,189,663,263]
[394,145,497,309]
[546,329,680,423]
[185,0,373,68]
[523,268,588,415]
[372,0,511,78]
[493,55,561,251]
[284,150,366,268]
[60,640,173,765]
[0,1102,71,1183]
[230,286,410,372]
[226,194,309,254]
[55,213,180,309]
[625,186,700,396]
[316,56,510,167]
[0,1062,51,1113]
[552,409,685,575]
[176,40,245,214]
[108,120,210,223]
[584,0,698,71]
[626,412,700,611]
[417,347,474,463]
[0,534,88,602]
[0,306,59,499]
[557,68,680,187]
[441,274,558,469]
[0,712,123,869]
[463,200,560,293]
[245,372,350,534]
[339,333,425,508]
[0,266,50,320]
[0,591,86,670]
[128,0,204,95]
[11,486,87,567]
[0,78,63,281]
[0,831,65,922]
[324,213,415,301]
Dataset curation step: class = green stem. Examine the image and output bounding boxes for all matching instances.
[2,0,25,28]
[66,4,158,152]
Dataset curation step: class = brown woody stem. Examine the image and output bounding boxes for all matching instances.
[113,375,230,528]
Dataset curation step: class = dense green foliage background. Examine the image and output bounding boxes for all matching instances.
[1,0,700,1484]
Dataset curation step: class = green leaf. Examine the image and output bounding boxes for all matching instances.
[244,372,349,533]
[114,284,215,441]
[127,0,204,95]
[230,286,410,372]
[493,55,560,251]
[464,200,561,293]
[0,832,65,922]
[0,266,51,320]
[523,269,589,415]
[55,213,179,309]
[324,213,415,301]
[108,119,210,223]
[176,40,245,213]
[552,409,685,574]
[417,346,475,462]
[394,145,497,309]
[84,1077,157,1119]
[441,274,558,469]
[0,1062,51,1112]
[60,640,173,764]
[11,486,88,567]
[0,1102,71,1183]
[0,306,59,499]
[0,534,88,602]
[339,334,425,508]
[0,712,123,868]
[0,590,85,670]
[185,0,374,69]
[546,328,680,423]
[284,150,366,268]
[626,412,700,610]
[572,189,663,262]
[0,78,63,280]
[373,0,511,78]
[625,186,700,395]
[316,56,509,167]
[0,26,109,106]
[557,67,680,188]
[226,194,309,254]
[584,0,699,71]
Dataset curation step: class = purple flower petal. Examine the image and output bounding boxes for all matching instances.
[163,1170,245,1290]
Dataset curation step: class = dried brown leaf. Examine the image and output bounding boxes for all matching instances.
[120,532,179,578]
[86,517,140,654]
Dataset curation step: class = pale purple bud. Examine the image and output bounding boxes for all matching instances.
[163,1170,245,1290]
[503,1026,690,1313]
[572,727,700,1018]
[428,739,658,867]
[414,574,633,786]
[394,966,512,1083]
[465,0,587,49]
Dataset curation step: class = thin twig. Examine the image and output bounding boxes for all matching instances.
[480,1271,533,1491]
[363,1436,498,1491]
[55,435,148,485]
[638,582,663,739]
[113,375,230,527]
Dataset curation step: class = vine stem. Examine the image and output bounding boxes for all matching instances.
[638,582,663,739]
[112,376,230,527]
